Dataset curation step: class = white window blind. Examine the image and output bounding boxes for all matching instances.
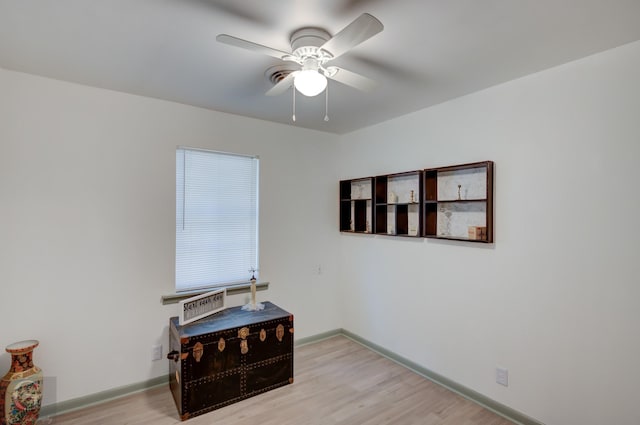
[176,147,259,292]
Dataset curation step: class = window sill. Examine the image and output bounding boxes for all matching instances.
[161,281,269,305]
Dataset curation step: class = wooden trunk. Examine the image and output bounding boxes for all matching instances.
[168,301,294,421]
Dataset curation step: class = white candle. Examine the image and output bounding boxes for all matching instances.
[251,278,257,308]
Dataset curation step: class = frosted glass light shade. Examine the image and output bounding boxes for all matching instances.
[294,70,327,96]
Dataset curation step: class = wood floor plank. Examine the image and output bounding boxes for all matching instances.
[49,336,514,425]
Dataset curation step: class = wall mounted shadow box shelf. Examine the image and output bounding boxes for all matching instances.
[374,171,422,237]
[340,177,374,233]
[423,161,493,243]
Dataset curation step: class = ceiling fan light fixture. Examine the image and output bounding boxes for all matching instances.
[294,70,327,97]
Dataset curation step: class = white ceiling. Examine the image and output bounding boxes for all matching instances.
[2,0,640,134]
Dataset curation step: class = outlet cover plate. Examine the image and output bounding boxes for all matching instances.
[152,344,162,361]
[496,367,508,386]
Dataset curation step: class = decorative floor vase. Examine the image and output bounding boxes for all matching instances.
[0,340,43,425]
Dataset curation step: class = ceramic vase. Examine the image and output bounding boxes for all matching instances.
[0,340,43,425]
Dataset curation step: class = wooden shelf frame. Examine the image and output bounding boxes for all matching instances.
[424,161,494,243]
[340,161,494,243]
[340,177,375,234]
[374,171,423,237]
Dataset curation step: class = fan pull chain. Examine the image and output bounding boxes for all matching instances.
[324,82,329,122]
[292,87,296,122]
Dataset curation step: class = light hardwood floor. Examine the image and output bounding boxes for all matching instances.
[50,336,514,425]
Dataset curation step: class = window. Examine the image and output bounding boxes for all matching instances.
[176,147,259,292]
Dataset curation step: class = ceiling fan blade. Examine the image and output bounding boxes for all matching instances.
[188,0,272,26]
[265,72,296,96]
[334,0,383,15]
[216,34,290,60]
[326,67,378,92]
[320,13,383,59]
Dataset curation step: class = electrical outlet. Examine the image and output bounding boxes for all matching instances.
[152,344,163,361]
[496,367,508,387]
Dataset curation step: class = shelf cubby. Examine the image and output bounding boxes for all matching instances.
[423,161,493,243]
[339,177,374,234]
[375,171,422,237]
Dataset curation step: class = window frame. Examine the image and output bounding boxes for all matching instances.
[175,146,259,293]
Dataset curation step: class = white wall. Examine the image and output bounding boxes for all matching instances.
[337,41,640,425]
[0,69,341,405]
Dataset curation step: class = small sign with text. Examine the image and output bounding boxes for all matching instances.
[179,289,226,325]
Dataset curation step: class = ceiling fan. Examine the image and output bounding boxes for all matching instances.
[216,13,384,98]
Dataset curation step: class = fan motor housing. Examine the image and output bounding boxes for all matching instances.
[290,28,330,51]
